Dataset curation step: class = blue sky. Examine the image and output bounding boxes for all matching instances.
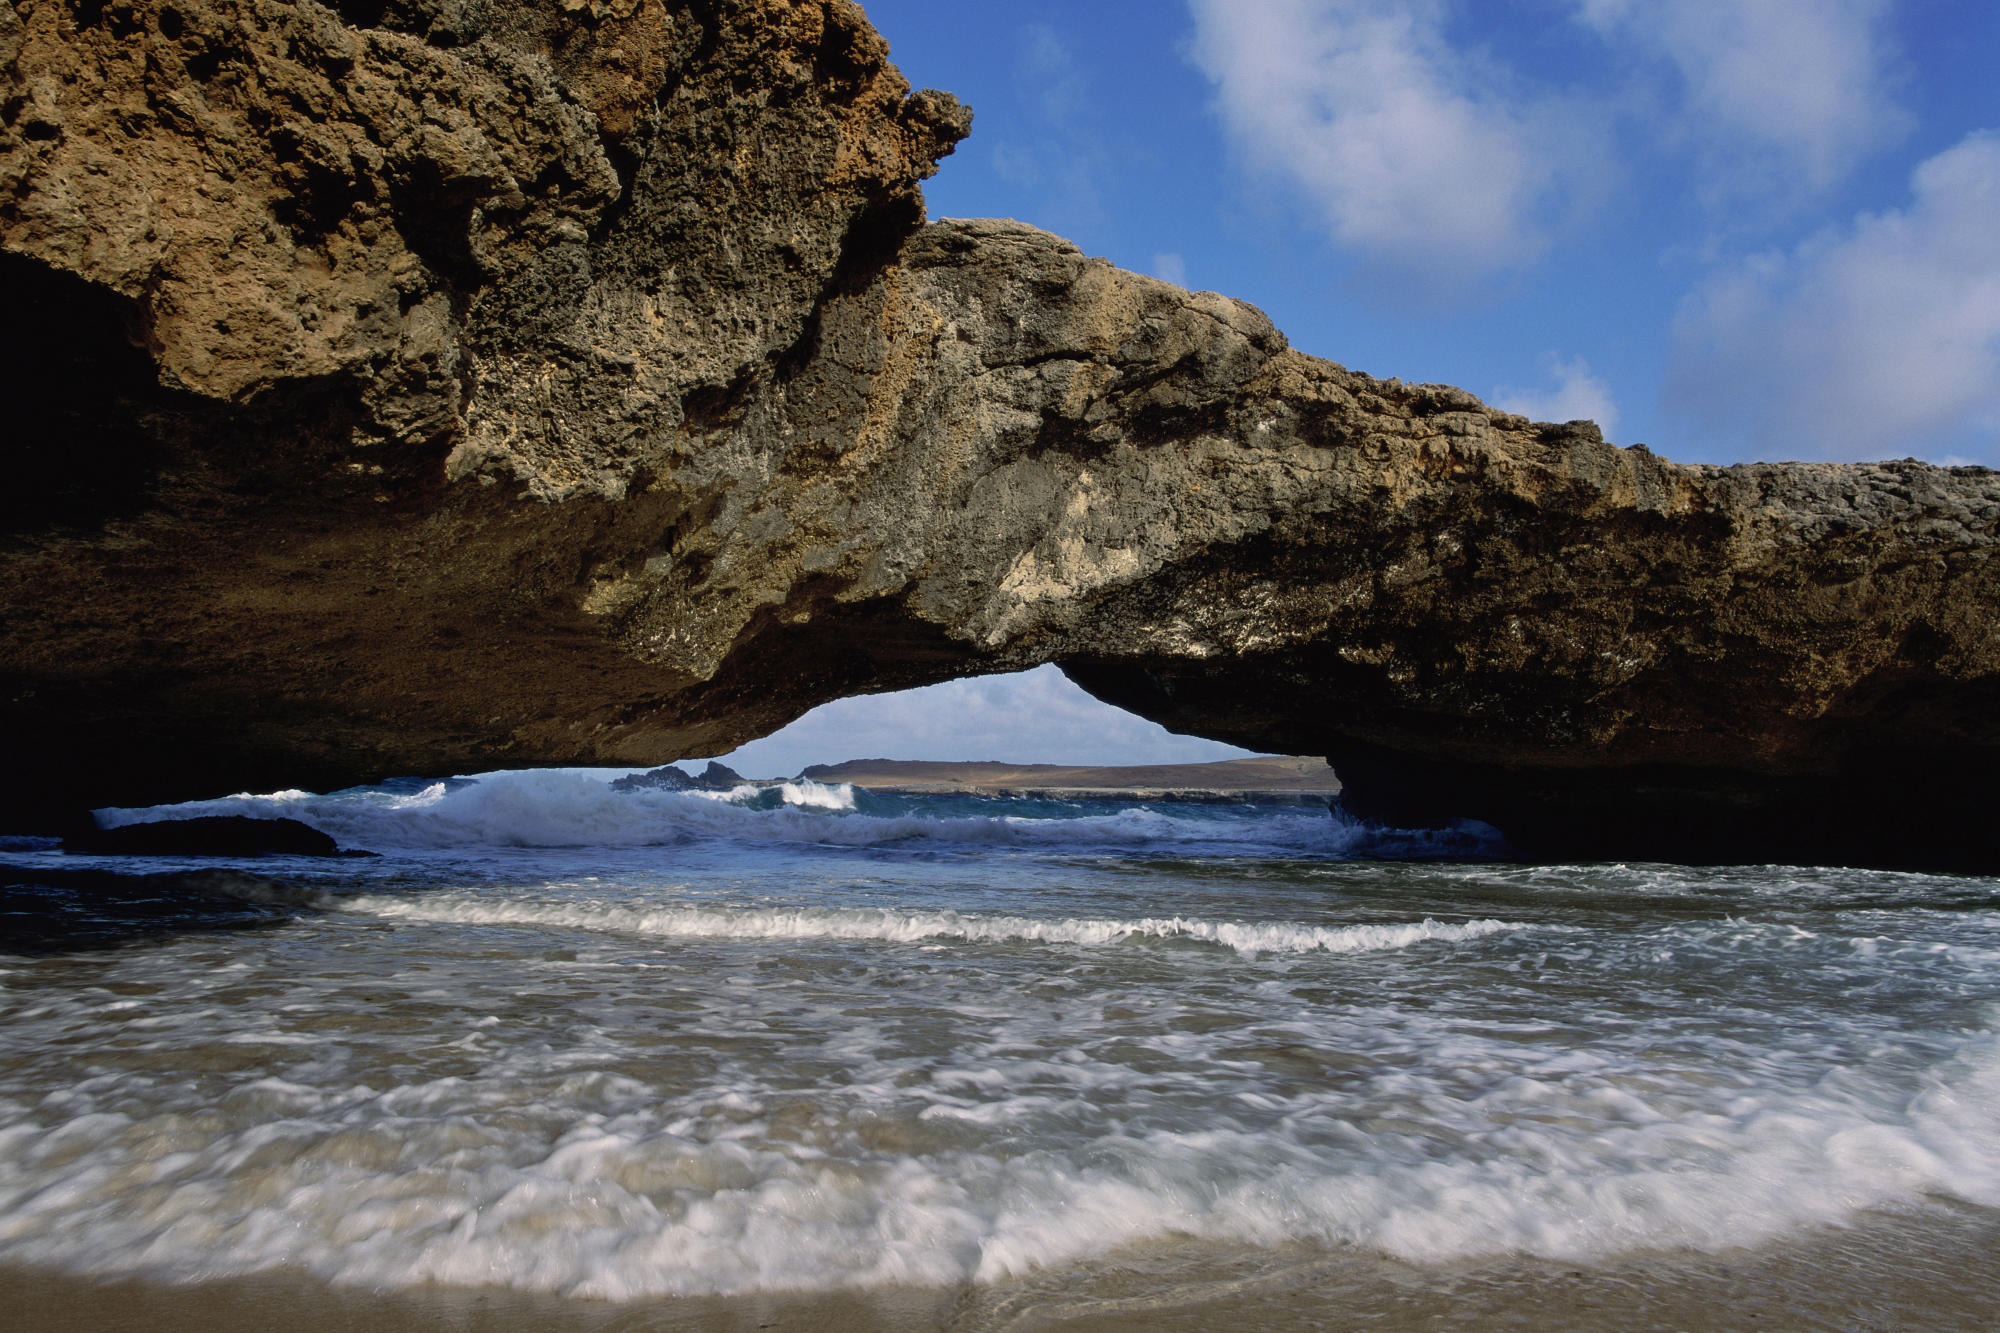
[716,0,2000,778]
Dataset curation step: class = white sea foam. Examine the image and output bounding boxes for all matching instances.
[680,779,857,810]
[2,996,1997,1299]
[334,897,1522,957]
[775,778,858,810]
[28,772,1996,1305]
[91,768,1394,854]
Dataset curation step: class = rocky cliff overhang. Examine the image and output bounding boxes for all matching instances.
[4,0,1997,868]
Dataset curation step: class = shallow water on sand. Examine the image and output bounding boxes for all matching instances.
[3,772,1998,1326]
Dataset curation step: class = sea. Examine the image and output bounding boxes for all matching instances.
[3,770,1999,1330]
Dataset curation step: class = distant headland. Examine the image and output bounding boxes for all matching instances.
[798,756,1340,806]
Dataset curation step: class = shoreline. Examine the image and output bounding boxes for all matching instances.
[7,1205,1997,1332]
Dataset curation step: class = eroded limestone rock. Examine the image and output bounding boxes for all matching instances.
[3,0,1996,866]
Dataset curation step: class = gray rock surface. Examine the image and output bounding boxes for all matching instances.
[3,0,1996,866]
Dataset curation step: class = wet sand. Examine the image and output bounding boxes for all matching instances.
[8,1203,1998,1333]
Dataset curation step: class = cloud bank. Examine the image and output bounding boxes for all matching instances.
[1668,131,2000,463]
[1187,0,1910,284]
[1575,0,1911,203]
[1493,356,1621,437]
[1186,0,1594,285]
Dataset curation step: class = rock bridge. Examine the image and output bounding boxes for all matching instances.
[3,0,1997,867]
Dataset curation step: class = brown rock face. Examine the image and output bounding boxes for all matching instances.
[3,0,1997,868]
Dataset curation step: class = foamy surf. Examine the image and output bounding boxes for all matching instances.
[92,771,866,849]
[334,896,1523,956]
[1,961,1997,1300]
[680,778,859,810]
[90,768,1501,858]
[13,775,1998,1314]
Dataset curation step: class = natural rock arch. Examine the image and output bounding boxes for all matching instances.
[3,0,1996,867]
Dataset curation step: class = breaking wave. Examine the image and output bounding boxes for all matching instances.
[92,768,1503,859]
[335,897,1523,957]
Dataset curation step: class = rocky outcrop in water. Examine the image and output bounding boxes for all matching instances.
[4,0,1997,867]
[610,759,743,791]
[64,815,358,857]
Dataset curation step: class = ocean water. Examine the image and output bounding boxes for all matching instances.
[3,770,1999,1324]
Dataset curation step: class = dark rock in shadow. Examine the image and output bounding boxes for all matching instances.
[611,761,746,793]
[63,816,372,858]
[693,761,745,789]
[0,864,321,954]
[610,765,693,792]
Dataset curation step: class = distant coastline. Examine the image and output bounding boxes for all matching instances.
[796,755,1340,806]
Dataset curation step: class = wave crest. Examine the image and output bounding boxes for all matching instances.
[92,768,1503,858]
[335,897,1523,956]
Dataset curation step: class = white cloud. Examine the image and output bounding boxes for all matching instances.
[1493,355,1621,437]
[709,665,1257,778]
[1152,252,1189,287]
[1667,131,2000,463]
[1187,0,1597,284]
[1575,0,1910,200]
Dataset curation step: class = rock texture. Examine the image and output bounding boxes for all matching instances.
[3,0,1998,867]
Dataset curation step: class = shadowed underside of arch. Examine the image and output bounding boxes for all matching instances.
[3,0,1997,867]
